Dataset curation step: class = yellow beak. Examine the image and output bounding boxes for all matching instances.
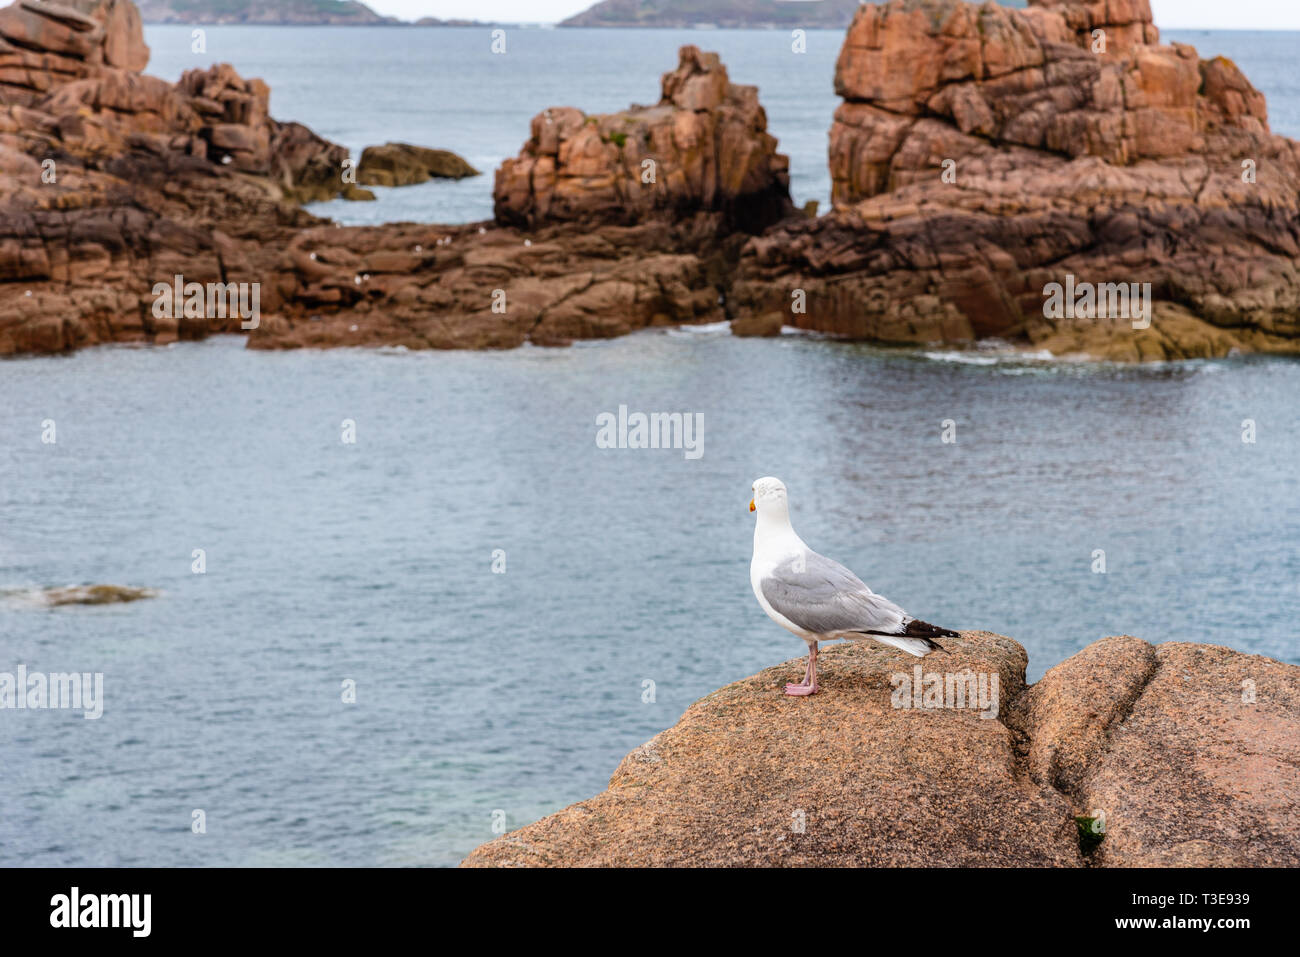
[749,499,756,512]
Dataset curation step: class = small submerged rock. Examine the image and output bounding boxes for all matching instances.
[730,313,783,338]
[34,585,158,607]
[356,143,480,187]
[340,184,377,202]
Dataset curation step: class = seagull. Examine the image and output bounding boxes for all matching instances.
[749,476,957,696]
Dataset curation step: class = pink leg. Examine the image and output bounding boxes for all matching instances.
[785,642,819,696]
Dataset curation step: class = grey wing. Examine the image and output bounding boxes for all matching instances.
[760,551,908,636]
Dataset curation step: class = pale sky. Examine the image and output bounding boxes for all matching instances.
[365,0,1300,30]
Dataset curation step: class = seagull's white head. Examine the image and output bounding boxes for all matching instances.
[749,476,788,516]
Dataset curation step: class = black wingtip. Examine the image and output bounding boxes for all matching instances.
[904,619,960,651]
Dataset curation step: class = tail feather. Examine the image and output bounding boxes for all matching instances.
[904,618,958,643]
[855,619,958,655]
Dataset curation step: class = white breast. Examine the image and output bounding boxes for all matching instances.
[750,534,818,644]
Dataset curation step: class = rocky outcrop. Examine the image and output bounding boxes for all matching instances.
[827,0,1263,199]
[0,0,149,105]
[462,633,1300,867]
[494,45,793,233]
[730,0,1300,360]
[249,45,793,351]
[1,16,790,356]
[0,0,360,355]
[356,142,479,187]
[248,216,732,350]
[176,63,349,200]
[6,0,1298,361]
[1026,0,1158,55]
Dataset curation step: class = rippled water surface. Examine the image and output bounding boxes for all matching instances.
[2,332,1298,866]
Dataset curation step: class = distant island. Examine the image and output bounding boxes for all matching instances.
[137,0,481,25]
[137,0,396,24]
[562,0,862,28]
[138,0,1029,28]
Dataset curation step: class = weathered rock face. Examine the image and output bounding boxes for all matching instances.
[251,46,793,352]
[494,45,793,233]
[7,0,1297,361]
[0,0,351,356]
[356,142,479,187]
[0,153,314,356]
[732,0,1300,360]
[177,63,348,201]
[830,0,1256,200]
[1008,637,1300,866]
[1026,0,1159,55]
[462,633,1300,867]
[0,0,149,103]
[2,17,780,357]
[249,216,733,350]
